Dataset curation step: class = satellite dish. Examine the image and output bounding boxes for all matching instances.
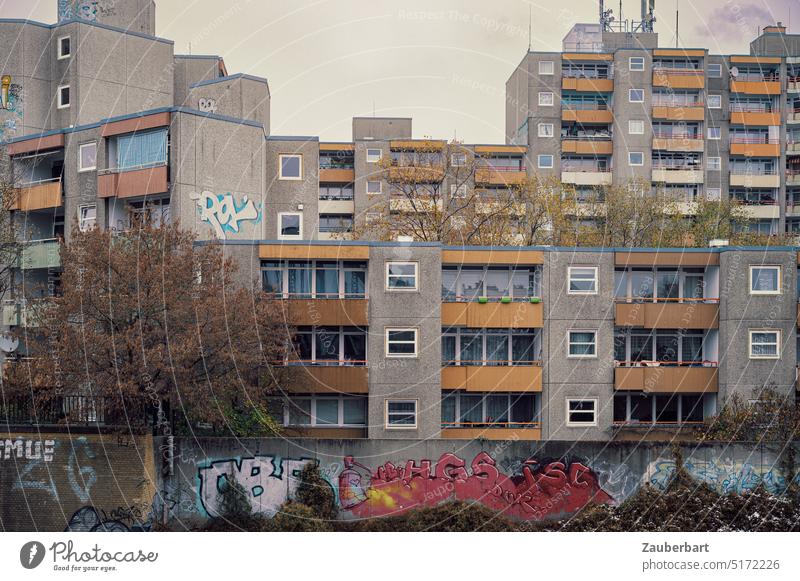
[730,66,739,78]
[0,334,19,353]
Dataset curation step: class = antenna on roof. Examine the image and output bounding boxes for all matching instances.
[528,5,532,51]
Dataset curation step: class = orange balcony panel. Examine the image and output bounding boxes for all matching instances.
[441,428,541,440]
[283,366,368,394]
[561,78,614,92]
[615,302,719,329]
[319,168,355,183]
[285,299,368,326]
[7,133,64,156]
[474,168,527,186]
[730,80,782,95]
[729,111,781,126]
[652,138,705,152]
[652,71,705,89]
[387,165,445,182]
[98,166,168,199]
[562,139,613,155]
[441,365,542,392]
[441,249,543,265]
[441,301,543,328]
[260,244,369,260]
[283,427,366,439]
[652,106,705,121]
[561,109,614,124]
[729,143,780,157]
[10,180,62,211]
[615,366,718,393]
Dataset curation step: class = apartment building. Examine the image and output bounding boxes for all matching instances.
[507,22,800,234]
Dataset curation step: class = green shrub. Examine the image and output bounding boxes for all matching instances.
[267,502,334,532]
[295,463,337,521]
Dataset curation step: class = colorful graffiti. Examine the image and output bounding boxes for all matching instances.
[190,190,262,239]
[58,0,115,22]
[648,458,800,495]
[0,75,23,142]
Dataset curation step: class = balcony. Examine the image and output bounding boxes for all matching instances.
[561,138,613,155]
[98,165,168,199]
[281,363,368,394]
[741,204,780,219]
[2,300,43,327]
[441,364,542,392]
[652,136,704,153]
[10,178,63,211]
[389,195,442,213]
[652,68,705,90]
[441,299,543,328]
[17,239,61,270]
[729,139,780,157]
[652,168,704,184]
[729,110,781,126]
[788,171,800,187]
[441,424,541,441]
[561,106,613,124]
[561,77,614,93]
[319,166,355,183]
[387,165,445,183]
[652,104,705,121]
[614,363,718,393]
[282,298,368,326]
[474,166,527,186]
[730,79,781,95]
[561,169,612,186]
[615,300,719,329]
[730,172,780,188]
[790,108,800,124]
[787,141,800,155]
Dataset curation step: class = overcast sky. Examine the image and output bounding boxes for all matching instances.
[1,0,795,142]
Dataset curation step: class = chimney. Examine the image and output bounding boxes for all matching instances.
[763,22,787,34]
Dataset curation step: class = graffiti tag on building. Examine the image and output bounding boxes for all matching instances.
[58,0,116,22]
[2,438,55,462]
[648,458,799,495]
[190,191,262,239]
[0,75,23,142]
[198,98,218,114]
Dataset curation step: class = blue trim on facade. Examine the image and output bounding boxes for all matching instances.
[0,17,174,44]
[266,136,320,142]
[189,73,269,89]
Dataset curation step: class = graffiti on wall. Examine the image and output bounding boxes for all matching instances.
[190,191,262,239]
[58,0,116,22]
[198,98,218,114]
[2,438,55,462]
[0,75,23,142]
[648,458,800,495]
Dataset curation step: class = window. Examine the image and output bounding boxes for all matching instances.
[57,85,70,109]
[442,392,537,428]
[568,331,597,358]
[366,180,382,195]
[279,154,302,180]
[629,89,645,103]
[442,265,541,301]
[290,326,368,364]
[566,399,597,426]
[539,60,554,75]
[568,266,598,294]
[749,330,780,359]
[629,57,645,71]
[57,35,71,59]
[707,157,721,171]
[442,328,539,366]
[278,396,367,427]
[78,142,97,172]
[707,94,722,109]
[366,149,382,163]
[386,328,418,357]
[538,92,554,106]
[114,128,168,170]
[750,265,780,294]
[262,260,367,299]
[386,261,418,291]
[538,123,554,138]
[78,204,96,232]
[614,393,708,425]
[537,154,554,169]
[278,212,302,239]
[629,120,645,135]
[707,127,721,140]
[318,214,353,233]
[385,400,417,429]
[451,152,467,167]
[708,63,722,77]
[450,184,467,198]
[628,152,644,166]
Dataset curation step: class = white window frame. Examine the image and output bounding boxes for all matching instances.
[707,127,721,140]
[629,88,645,103]
[567,330,598,359]
[538,92,554,106]
[628,120,645,135]
[450,183,468,198]
[706,187,721,201]
[707,157,721,171]
[78,142,97,172]
[451,152,467,167]
[366,148,382,163]
[538,123,554,138]
[385,327,418,358]
[366,180,382,195]
[277,211,303,240]
[629,57,645,71]
[385,261,419,291]
[748,330,780,360]
[385,399,418,430]
[566,398,598,427]
[57,84,70,109]
[77,204,97,232]
[568,266,598,295]
[749,265,781,295]
[280,396,368,428]
[57,35,71,59]
[708,63,722,78]
[539,60,554,75]
[278,154,303,180]
[707,94,722,109]
[537,154,554,169]
[628,152,644,166]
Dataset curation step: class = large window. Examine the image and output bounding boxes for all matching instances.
[749,330,779,359]
[750,266,780,295]
[615,267,707,302]
[442,392,538,428]
[275,396,367,427]
[441,265,541,302]
[385,400,417,429]
[319,184,354,200]
[318,214,353,234]
[442,328,540,366]
[614,393,709,425]
[261,260,367,299]
[614,329,708,365]
[290,326,367,365]
[568,331,597,358]
[114,128,168,171]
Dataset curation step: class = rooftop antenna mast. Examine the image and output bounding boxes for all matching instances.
[675,0,680,48]
[528,5,532,51]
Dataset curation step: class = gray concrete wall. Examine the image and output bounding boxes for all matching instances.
[523,53,561,179]
[187,76,270,135]
[352,117,411,141]
[612,50,652,186]
[263,137,319,240]
[173,56,222,108]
